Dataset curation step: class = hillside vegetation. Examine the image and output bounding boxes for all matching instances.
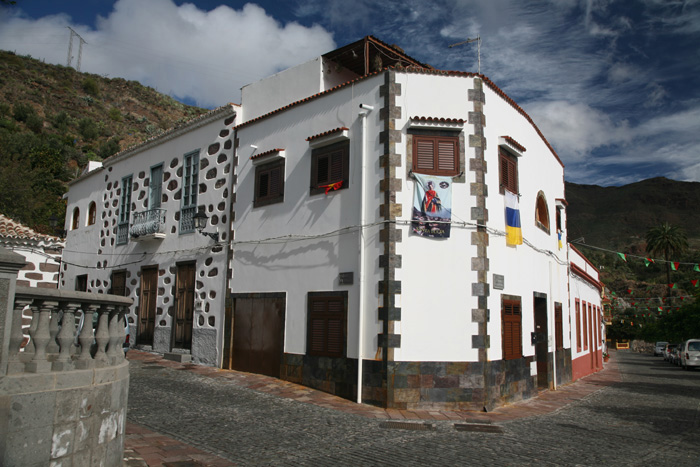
[0,50,208,233]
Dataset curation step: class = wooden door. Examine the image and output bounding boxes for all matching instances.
[534,296,549,390]
[225,295,285,377]
[137,267,158,345]
[173,263,195,349]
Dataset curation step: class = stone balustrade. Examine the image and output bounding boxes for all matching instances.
[6,286,132,375]
[0,248,133,467]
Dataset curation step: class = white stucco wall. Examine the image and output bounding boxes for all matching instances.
[569,246,603,359]
[232,76,385,360]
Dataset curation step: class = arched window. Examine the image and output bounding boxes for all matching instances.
[71,207,80,230]
[535,192,549,233]
[87,202,97,226]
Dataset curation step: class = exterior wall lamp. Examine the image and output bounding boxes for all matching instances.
[192,211,220,242]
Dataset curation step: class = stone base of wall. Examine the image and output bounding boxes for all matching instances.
[192,327,218,366]
[362,357,538,411]
[0,362,129,467]
[153,326,171,354]
[281,352,573,411]
[281,353,357,402]
[556,348,573,387]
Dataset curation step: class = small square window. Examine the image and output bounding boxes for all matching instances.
[254,159,285,207]
[412,134,459,176]
[310,141,349,195]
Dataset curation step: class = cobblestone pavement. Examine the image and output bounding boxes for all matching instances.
[126,350,700,466]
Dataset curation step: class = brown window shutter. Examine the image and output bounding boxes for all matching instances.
[415,139,435,171]
[437,139,457,172]
[502,299,522,360]
[258,173,269,198]
[317,155,329,185]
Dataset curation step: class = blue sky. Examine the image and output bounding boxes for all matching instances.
[1,0,698,186]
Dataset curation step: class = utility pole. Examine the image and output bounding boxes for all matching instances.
[66,27,87,71]
[449,36,481,74]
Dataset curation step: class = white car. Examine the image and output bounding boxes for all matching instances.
[680,339,700,370]
[654,341,668,356]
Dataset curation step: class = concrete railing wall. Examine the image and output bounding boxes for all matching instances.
[0,247,133,467]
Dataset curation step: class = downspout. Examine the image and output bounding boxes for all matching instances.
[550,261,558,390]
[357,103,374,403]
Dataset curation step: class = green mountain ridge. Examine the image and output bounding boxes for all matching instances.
[0,49,209,233]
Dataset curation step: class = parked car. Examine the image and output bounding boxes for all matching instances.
[680,339,700,370]
[654,341,668,356]
[664,343,678,362]
[668,345,681,365]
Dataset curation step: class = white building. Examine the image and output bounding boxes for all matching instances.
[0,214,63,289]
[61,36,602,410]
[61,105,237,365]
[226,36,597,410]
[569,244,605,379]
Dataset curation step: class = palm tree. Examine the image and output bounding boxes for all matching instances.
[645,222,689,299]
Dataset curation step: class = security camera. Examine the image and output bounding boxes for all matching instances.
[359,104,374,110]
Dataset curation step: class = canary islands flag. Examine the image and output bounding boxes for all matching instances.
[505,190,522,245]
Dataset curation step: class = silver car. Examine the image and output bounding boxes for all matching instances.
[680,339,700,370]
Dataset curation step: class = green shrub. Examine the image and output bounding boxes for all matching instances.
[26,114,43,133]
[12,103,35,122]
[98,138,120,159]
[51,111,71,133]
[108,107,122,122]
[0,103,10,118]
[77,117,99,140]
[82,77,100,97]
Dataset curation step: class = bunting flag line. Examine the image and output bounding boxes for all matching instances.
[693,280,699,288]
[617,252,627,262]
[644,258,654,267]
[671,262,680,271]
[695,264,700,272]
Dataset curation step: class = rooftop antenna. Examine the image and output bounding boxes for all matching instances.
[66,27,87,71]
[448,36,481,74]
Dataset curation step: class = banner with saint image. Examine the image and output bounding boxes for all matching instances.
[411,173,453,238]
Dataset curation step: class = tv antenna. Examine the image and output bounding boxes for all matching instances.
[449,36,481,74]
[66,27,87,71]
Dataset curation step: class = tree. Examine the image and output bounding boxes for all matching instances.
[645,222,688,300]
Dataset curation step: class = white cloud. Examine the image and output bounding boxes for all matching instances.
[0,0,335,108]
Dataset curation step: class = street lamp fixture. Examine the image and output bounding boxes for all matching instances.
[48,214,67,238]
[192,211,220,242]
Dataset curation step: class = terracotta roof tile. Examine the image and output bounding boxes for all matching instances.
[250,148,284,160]
[0,214,63,244]
[306,127,349,141]
[500,136,527,153]
[411,116,465,125]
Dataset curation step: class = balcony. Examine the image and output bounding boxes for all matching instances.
[0,248,133,466]
[130,208,167,241]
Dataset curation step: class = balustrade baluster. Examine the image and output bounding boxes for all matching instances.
[7,298,32,374]
[53,302,79,371]
[47,305,60,354]
[25,300,57,373]
[24,303,39,355]
[93,304,113,366]
[74,304,99,369]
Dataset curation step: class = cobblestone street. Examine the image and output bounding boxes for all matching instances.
[126,350,700,466]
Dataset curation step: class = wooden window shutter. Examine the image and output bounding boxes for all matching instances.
[258,173,269,198]
[307,294,346,357]
[502,299,522,360]
[499,149,518,194]
[412,135,459,176]
[310,140,349,195]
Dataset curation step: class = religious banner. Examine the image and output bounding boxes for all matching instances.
[411,173,453,238]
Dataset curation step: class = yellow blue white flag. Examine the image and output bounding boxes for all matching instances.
[505,190,522,245]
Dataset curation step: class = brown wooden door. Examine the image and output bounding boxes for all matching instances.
[226,295,285,377]
[137,267,158,345]
[534,296,549,390]
[173,263,195,350]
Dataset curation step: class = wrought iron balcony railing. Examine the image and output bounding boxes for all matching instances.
[130,208,167,240]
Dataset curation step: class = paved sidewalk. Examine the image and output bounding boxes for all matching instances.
[124,350,622,466]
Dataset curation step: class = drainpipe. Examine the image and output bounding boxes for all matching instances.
[357,103,373,403]
[550,260,558,390]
